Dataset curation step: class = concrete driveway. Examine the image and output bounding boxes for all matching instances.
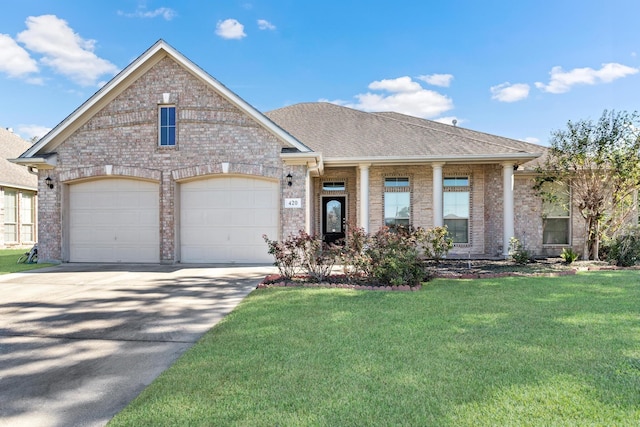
[0,263,275,427]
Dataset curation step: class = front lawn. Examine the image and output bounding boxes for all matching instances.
[0,248,53,274]
[109,272,640,426]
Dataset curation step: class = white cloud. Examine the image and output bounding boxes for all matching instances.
[216,19,246,40]
[522,137,540,144]
[0,34,38,78]
[535,63,639,94]
[331,76,453,119]
[16,15,118,87]
[368,76,422,93]
[117,7,177,20]
[418,73,454,87]
[17,124,51,141]
[490,82,530,102]
[257,19,276,30]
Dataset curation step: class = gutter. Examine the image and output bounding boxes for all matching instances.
[322,152,542,167]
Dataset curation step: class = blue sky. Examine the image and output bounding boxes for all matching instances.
[1,0,639,146]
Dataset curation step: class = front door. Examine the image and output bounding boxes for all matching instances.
[322,196,346,245]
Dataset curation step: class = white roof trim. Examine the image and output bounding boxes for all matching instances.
[323,152,542,166]
[21,40,311,159]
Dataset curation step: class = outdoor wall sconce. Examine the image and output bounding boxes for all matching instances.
[286,173,293,187]
[45,176,54,189]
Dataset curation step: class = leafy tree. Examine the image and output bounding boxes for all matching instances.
[534,110,640,260]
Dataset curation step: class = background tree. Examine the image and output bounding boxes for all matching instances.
[534,110,640,260]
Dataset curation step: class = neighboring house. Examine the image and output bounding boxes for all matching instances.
[0,128,37,248]
[12,40,578,264]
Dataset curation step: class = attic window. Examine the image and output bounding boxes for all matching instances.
[159,106,176,146]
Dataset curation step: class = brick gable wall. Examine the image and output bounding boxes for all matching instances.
[40,57,300,262]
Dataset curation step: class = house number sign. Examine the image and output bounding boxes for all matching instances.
[285,198,302,208]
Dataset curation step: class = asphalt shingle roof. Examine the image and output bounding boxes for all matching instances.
[266,102,546,164]
[0,128,37,189]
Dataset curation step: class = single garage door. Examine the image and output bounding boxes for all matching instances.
[180,176,278,263]
[69,178,160,263]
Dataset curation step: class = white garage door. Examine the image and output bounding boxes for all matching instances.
[180,177,278,263]
[69,179,160,263]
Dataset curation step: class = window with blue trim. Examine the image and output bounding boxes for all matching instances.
[159,106,176,146]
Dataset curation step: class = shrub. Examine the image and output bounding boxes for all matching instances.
[343,226,451,286]
[418,226,453,262]
[605,226,640,267]
[340,227,373,282]
[297,232,340,282]
[263,231,339,281]
[263,234,301,279]
[366,227,425,286]
[560,247,580,264]
[266,225,453,287]
[508,237,531,265]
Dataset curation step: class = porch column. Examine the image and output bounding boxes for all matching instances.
[432,162,444,227]
[502,162,515,257]
[305,168,312,234]
[359,163,370,233]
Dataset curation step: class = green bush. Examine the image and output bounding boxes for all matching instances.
[508,237,531,265]
[605,226,640,267]
[560,247,580,264]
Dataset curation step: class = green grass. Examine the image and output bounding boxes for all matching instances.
[109,272,640,426]
[0,248,53,274]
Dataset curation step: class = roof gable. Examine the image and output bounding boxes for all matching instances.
[19,40,311,161]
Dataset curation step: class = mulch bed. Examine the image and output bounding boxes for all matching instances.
[257,258,630,291]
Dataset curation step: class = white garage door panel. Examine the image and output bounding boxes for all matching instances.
[69,179,160,263]
[180,177,278,263]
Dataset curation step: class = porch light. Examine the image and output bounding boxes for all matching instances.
[286,173,293,187]
[45,176,54,189]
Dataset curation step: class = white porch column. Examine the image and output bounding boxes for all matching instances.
[502,162,515,257]
[359,163,370,233]
[305,168,312,234]
[432,162,444,227]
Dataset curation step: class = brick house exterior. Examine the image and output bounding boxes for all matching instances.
[13,40,578,264]
[0,128,37,248]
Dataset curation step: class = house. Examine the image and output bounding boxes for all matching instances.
[0,128,37,248]
[12,40,578,264]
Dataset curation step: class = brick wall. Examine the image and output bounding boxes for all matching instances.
[41,57,302,262]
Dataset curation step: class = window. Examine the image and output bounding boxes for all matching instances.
[4,190,16,242]
[323,181,346,191]
[542,182,570,245]
[443,177,470,243]
[384,177,410,227]
[159,106,176,146]
[20,193,35,242]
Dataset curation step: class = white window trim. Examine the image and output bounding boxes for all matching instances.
[158,104,177,147]
[443,175,471,245]
[383,176,411,227]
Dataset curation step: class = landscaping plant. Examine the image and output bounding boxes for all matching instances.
[604,225,640,267]
[508,237,531,265]
[560,247,580,264]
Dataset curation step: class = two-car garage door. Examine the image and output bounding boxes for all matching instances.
[68,176,278,263]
